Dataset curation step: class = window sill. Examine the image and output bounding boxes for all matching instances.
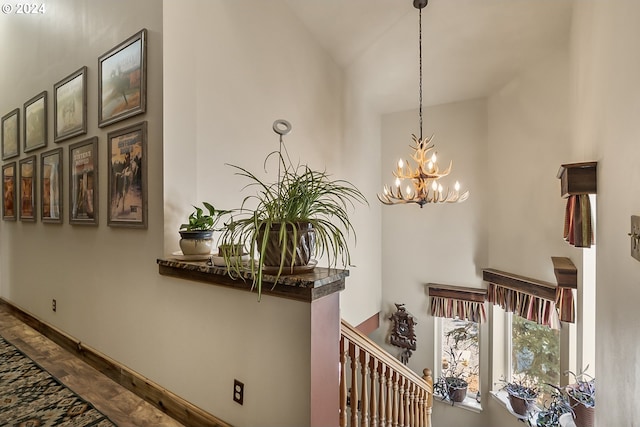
[434,394,482,413]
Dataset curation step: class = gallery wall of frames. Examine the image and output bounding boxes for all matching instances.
[1,28,149,229]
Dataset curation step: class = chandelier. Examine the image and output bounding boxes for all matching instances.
[378,0,469,208]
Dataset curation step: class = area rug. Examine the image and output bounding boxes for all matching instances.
[0,335,117,426]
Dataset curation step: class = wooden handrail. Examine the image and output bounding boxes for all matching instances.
[340,319,433,427]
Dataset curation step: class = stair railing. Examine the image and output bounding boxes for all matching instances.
[340,319,433,427]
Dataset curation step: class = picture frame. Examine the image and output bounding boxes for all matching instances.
[107,121,147,228]
[69,137,98,225]
[19,155,36,221]
[98,28,147,127]
[1,109,20,160]
[54,66,87,143]
[2,162,17,220]
[23,91,48,153]
[41,147,63,223]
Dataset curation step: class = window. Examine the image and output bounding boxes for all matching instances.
[437,317,480,405]
[510,314,560,405]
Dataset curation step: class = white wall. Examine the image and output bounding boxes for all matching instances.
[570,1,640,424]
[0,1,347,426]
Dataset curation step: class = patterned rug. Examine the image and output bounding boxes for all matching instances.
[0,335,117,427]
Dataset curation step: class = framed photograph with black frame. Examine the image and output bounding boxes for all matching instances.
[2,162,16,220]
[69,137,98,225]
[1,109,19,160]
[19,155,36,221]
[41,147,63,223]
[23,91,47,153]
[98,29,147,127]
[54,66,87,143]
[107,121,147,228]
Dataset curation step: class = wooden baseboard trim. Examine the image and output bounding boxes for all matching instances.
[355,311,380,336]
[0,298,231,427]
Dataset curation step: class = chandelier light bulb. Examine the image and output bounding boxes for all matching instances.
[431,153,437,163]
[395,177,401,188]
[431,181,438,191]
[427,161,433,170]
[398,159,404,169]
[438,183,443,193]
[406,185,412,195]
[455,181,460,192]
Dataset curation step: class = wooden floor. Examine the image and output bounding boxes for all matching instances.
[0,306,185,427]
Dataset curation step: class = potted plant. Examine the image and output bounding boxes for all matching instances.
[218,120,367,298]
[499,378,538,417]
[434,322,478,404]
[536,384,573,427]
[565,367,595,427]
[179,202,230,255]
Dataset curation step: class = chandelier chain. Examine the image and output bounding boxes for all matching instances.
[419,7,423,140]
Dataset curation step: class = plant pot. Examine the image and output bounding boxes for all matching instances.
[179,230,214,255]
[445,377,468,403]
[257,222,316,270]
[508,392,536,416]
[569,395,594,427]
[218,244,245,257]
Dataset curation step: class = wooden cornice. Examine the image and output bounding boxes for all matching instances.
[427,283,487,303]
[482,268,556,301]
[551,257,578,289]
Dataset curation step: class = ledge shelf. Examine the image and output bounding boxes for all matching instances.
[157,258,348,303]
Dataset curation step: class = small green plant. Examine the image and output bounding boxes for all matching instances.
[180,202,230,232]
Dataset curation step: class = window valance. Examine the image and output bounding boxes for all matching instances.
[483,262,576,328]
[427,284,487,323]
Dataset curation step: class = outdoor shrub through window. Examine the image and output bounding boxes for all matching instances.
[441,318,480,400]
[511,315,560,405]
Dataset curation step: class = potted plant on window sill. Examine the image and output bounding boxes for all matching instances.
[217,120,367,299]
[179,202,230,255]
[535,384,574,427]
[564,367,595,427]
[500,378,539,417]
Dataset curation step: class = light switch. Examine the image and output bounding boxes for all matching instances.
[631,215,640,262]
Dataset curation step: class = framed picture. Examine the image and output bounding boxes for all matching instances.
[107,121,147,228]
[54,66,87,143]
[24,91,48,152]
[69,137,98,225]
[98,29,147,127]
[19,156,36,221]
[2,162,17,220]
[1,109,20,160]
[41,148,63,223]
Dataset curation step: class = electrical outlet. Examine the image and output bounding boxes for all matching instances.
[233,379,244,405]
[52,299,57,312]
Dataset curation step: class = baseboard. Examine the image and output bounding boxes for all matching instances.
[0,298,231,427]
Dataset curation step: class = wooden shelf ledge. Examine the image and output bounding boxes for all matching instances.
[482,268,556,301]
[157,258,348,303]
[551,257,577,289]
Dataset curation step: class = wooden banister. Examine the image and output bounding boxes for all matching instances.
[340,319,433,427]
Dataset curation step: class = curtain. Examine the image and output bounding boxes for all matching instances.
[564,194,594,248]
[487,282,560,329]
[428,285,487,323]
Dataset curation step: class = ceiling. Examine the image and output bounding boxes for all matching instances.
[284,0,574,113]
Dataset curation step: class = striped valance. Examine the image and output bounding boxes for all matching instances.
[428,284,487,323]
[483,266,576,328]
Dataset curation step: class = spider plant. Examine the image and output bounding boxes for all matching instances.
[218,134,367,299]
